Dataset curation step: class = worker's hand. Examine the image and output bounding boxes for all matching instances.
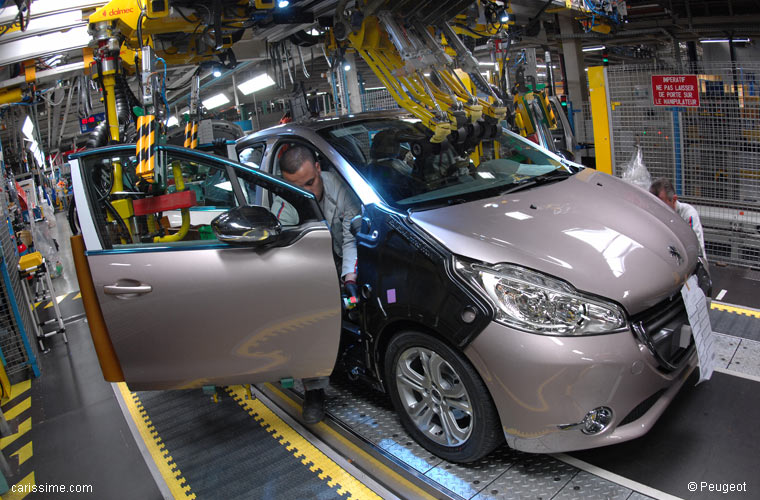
[343,273,359,302]
[343,272,357,283]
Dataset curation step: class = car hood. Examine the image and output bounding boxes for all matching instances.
[410,169,700,315]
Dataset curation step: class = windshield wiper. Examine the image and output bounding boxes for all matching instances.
[500,170,572,195]
[447,198,468,206]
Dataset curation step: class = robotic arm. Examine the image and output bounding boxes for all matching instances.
[328,1,511,157]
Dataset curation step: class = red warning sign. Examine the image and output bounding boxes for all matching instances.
[652,75,700,107]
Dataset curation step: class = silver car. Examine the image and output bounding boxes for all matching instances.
[71,111,708,462]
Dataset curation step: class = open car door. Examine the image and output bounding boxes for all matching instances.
[70,145,341,390]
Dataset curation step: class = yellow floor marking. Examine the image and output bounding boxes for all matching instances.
[0,417,31,450]
[43,301,54,310]
[3,380,31,405]
[33,301,47,310]
[73,292,81,300]
[116,383,196,499]
[11,441,32,466]
[2,471,34,500]
[56,294,68,304]
[711,301,760,319]
[262,383,437,500]
[3,397,31,420]
[227,385,383,500]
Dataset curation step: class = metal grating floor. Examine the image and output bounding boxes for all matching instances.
[291,379,654,500]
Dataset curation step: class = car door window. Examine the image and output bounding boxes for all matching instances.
[79,150,144,248]
[79,147,322,250]
[238,143,265,169]
[166,151,236,208]
[234,166,323,229]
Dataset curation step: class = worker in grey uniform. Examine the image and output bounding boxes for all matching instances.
[272,144,361,424]
[650,177,707,259]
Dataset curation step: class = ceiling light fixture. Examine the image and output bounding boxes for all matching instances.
[22,116,34,139]
[202,93,230,110]
[582,46,605,52]
[237,73,276,95]
[700,38,750,43]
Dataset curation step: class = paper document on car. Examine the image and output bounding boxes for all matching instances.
[680,275,715,383]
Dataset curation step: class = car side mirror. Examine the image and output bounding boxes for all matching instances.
[211,205,282,246]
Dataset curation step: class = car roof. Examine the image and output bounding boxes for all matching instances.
[236,109,413,147]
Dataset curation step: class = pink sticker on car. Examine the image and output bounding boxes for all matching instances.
[387,289,396,304]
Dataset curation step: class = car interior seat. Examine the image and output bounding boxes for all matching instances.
[367,129,417,200]
[369,130,412,176]
[331,135,367,171]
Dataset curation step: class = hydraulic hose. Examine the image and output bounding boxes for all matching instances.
[154,162,190,243]
[85,76,132,148]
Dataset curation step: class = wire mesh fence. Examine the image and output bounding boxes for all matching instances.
[607,61,760,268]
[0,200,37,379]
[361,88,400,112]
[581,100,593,146]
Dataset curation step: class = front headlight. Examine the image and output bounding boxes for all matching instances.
[456,259,627,336]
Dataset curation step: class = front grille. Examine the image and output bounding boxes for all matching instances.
[619,389,665,426]
[631,293,694,372]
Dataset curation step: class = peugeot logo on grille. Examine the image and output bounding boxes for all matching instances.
[668,246,683,266]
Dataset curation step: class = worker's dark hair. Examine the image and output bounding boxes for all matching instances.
[650,177,675,200]
[280,145,316,175]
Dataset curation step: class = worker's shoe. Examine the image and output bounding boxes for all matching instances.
[302,388,325,424]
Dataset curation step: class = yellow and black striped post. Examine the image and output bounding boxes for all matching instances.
[190,121,198,149]
[136,114,156,182]
[183,121,192,148]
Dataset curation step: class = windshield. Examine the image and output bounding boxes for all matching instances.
[318,118,576,211]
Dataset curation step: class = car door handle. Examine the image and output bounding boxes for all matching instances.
[103,284,153,295]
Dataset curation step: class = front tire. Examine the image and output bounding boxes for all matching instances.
[384,331,504,463]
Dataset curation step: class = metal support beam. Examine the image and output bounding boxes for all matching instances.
[0,0,107,25]
[0,26,90,67]
[232,74,241,119]
[56,83,76,153]
[0,61,87,90]
[0,10,86,44]
[343,53,362,114]
[672,36,682,73]
[252,92,260,130]
[558,15,588,144]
